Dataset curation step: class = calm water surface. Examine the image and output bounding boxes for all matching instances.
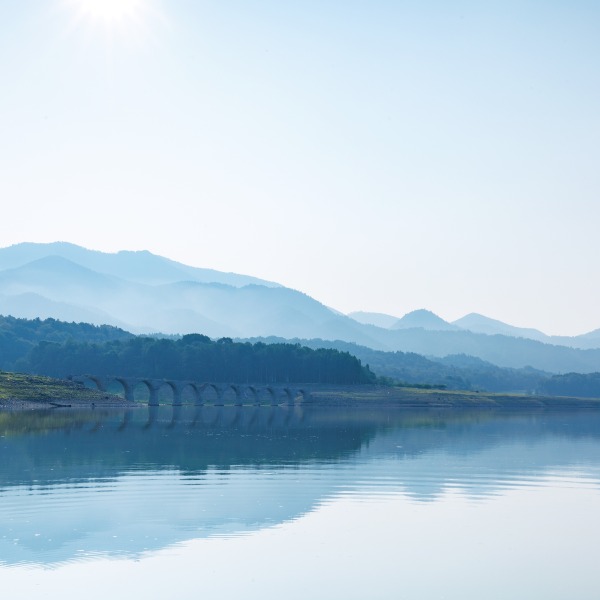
[1,404,600,599]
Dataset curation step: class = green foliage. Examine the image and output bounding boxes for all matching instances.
[249,338,549,393]
[21,336,376,385]
[0,370,115,404]
[539,372,600,398]
[0,315,133,370]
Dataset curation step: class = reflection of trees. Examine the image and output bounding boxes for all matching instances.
[0,406,380,488]
[2,407,600,567]
[2,407,600,493]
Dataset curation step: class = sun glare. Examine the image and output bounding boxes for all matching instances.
[61,0,164,43]
[73,0,144,24]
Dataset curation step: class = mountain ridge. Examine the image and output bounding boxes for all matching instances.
[0,242,599,373]
[0,242,279,288]
[390,309,461,331]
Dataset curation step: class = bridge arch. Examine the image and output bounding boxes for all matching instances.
[76,375,106,392]
[177,382,200,405]
[296,389,310,403]
[106,377,133,402]
[253,386,277,406]
[281,387,295,405]
[132,379,160,405]
[71,375,309,407]
[199,383,220,405]
[267,386,283,406]
[155,380,177,405]
[219,384,241,405]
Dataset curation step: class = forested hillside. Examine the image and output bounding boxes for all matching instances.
[539,373,600,398]
[0,315,133,370]
[3,315,600,396]
[248,337,548,393]
[20,335,375,385]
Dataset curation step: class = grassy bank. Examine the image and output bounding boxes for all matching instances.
[0,371,129,409]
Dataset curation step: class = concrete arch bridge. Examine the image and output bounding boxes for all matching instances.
[71,375,310,407]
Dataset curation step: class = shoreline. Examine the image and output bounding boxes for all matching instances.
[308,384,600,409]
[0,396,137,411]
[0,371,135,411]
[1,383,599,411]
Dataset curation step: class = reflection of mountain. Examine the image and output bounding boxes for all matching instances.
[0,406,377,565]
[1,407,600,566]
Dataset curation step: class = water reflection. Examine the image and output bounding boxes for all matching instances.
[1,405,599,567]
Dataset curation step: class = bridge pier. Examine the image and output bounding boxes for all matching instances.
[147,383,160,407]
[114,377,134,402]
[172,386,183,406]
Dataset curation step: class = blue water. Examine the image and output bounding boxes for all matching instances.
[1,405,599,599]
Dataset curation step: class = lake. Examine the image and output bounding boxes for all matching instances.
[1,404,600,599]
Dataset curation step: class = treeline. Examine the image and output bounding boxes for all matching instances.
[4,315,600,396]
[19,334,376,384]
[0,315,133,370]
[539,372,600,398]
[249,337,547,393]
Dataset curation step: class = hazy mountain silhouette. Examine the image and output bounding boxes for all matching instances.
[453,313,548,340]
[0,243,382,345]
[353,308,600,352]
[1,242,599,373]
[453,312,600,350]
[348,311,399,328]
[0,292,130,329]
[0,242,278,288]
[577,328,600,346]
[390,309,460,331]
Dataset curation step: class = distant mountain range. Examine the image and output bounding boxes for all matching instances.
[0,242,378,344]
[350,308,600,349]
[1,242,599,374]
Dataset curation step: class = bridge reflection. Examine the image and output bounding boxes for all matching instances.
[142,403,306,430]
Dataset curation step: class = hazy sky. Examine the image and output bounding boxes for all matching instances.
[1,1,598,335]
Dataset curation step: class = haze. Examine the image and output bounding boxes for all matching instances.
[1,1,598,336]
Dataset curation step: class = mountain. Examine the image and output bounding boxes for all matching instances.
[348,311,399,328]
[453,312,600,350]
[0,291,134,331]
[453,313,548,341]
[576,328,600,347]
[0,243,383,346]
[246,336,548,393]
[0,242,278,288]
[390,309,460,331]
[380,327,600,373]
[352,308,600,353]
[1,242,599,374]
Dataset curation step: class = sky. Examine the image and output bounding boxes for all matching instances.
[0,0,599,336]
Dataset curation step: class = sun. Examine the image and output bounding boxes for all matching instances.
[70,0,145,24]
[61,0,163,47]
